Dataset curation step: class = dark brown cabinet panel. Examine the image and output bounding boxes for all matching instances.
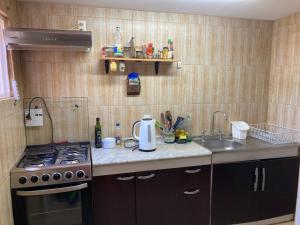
[136,166,211,225]
[175,185,210,225]
[136,170,178,225]
[212,160,260,225]
[212,157,299,225]
[93,173,136,225]
[258,157,299,220]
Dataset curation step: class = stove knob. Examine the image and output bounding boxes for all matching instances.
[42,174,50,182]
[19,176,27,184]
[53,173,61,181]
[76,170,85,178]
[64,171,73,179]
[31,176,39,183]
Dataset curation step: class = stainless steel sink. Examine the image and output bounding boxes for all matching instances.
[194,138,244,152]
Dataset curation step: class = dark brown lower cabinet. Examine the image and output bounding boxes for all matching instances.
[212,157,299,225]
[258,157,299,220]
[93,165,211,225]
[212,160,260,225]
[93,173,136,225]
[136,166,211,225]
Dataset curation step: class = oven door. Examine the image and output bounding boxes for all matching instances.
[12,182,92,225]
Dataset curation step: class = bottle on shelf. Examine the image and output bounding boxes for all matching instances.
[95,118,102,148]
[115,123,122,145]
[114,26,121,46]
[114,27,123,57]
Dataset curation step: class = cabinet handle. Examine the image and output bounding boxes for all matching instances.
[185,169,201,174]
[116,176,135,181]
[137,174,155,180]
[184,189,200,195]
[253,167,259,192]
[261,168,266,192]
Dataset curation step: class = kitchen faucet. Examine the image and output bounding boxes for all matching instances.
[210,111,228,136]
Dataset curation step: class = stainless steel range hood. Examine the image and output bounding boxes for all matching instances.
[4,28,92,52]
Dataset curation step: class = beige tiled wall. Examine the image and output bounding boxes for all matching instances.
[0,1,26,225]
[268,13,300,129]
[17,1,273,143]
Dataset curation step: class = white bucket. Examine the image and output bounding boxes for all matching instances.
[231,121,249,140]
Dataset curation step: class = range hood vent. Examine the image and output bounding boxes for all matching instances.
[4,28,92,52]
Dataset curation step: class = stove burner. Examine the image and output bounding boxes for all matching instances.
[63,151,84,156]
[24,162,45,167]
[60,159,80,165]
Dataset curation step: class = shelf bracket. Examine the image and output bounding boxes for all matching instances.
[154,62,160,75]
[104,60,110,74]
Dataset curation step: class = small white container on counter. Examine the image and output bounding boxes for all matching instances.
[231,121,249,140]
[102,137,116,149]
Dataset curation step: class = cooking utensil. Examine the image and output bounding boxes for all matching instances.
[160,113,166,130]
[171,117,185,132]
[165,111,172,131]
[155,121,164,131]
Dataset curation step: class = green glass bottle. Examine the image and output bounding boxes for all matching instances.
[95,117,102,148]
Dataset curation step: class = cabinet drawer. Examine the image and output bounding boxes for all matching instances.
[176,165,211,187]
[176,185,210,225]
[136,165,211,187]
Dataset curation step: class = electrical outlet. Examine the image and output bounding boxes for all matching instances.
[25,109,44,127]
[177,61,182,69]
[77,20,87,31]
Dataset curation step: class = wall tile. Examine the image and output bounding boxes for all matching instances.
[106,8,132,20]
[180,23,205,65]
[17,1,49,28]
[205,26,226,65]
[77,5,105,18]
[267,12,300,129]
[49,3,77,16]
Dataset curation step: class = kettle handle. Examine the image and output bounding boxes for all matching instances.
[132,121,141,140]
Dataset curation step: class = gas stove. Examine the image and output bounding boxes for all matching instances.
[10,142,91,189]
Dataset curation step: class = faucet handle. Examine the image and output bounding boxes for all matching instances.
[218,128,223,140]
[201,130,206,141]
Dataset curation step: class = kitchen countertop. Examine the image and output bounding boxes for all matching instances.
[92,137,300,176]
[92,139,211,176]
[209,137,299,164]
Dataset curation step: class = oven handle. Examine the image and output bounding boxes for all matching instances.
[16,183,88,197]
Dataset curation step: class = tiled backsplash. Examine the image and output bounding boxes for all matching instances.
[18,1,273,141]
[24,97,89,145]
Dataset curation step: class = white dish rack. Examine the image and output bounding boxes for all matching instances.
[249,123,300,144]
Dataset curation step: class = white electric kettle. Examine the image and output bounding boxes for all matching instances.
[132,115,157,152]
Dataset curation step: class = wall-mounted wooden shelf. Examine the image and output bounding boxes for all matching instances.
[101,57,177,74]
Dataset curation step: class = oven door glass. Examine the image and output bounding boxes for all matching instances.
[16,183,88,225]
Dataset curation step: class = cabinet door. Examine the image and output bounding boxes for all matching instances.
[212,161,260,225]
[93,174,136,225]
[259,157,300,220]
[136,169,178,225]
